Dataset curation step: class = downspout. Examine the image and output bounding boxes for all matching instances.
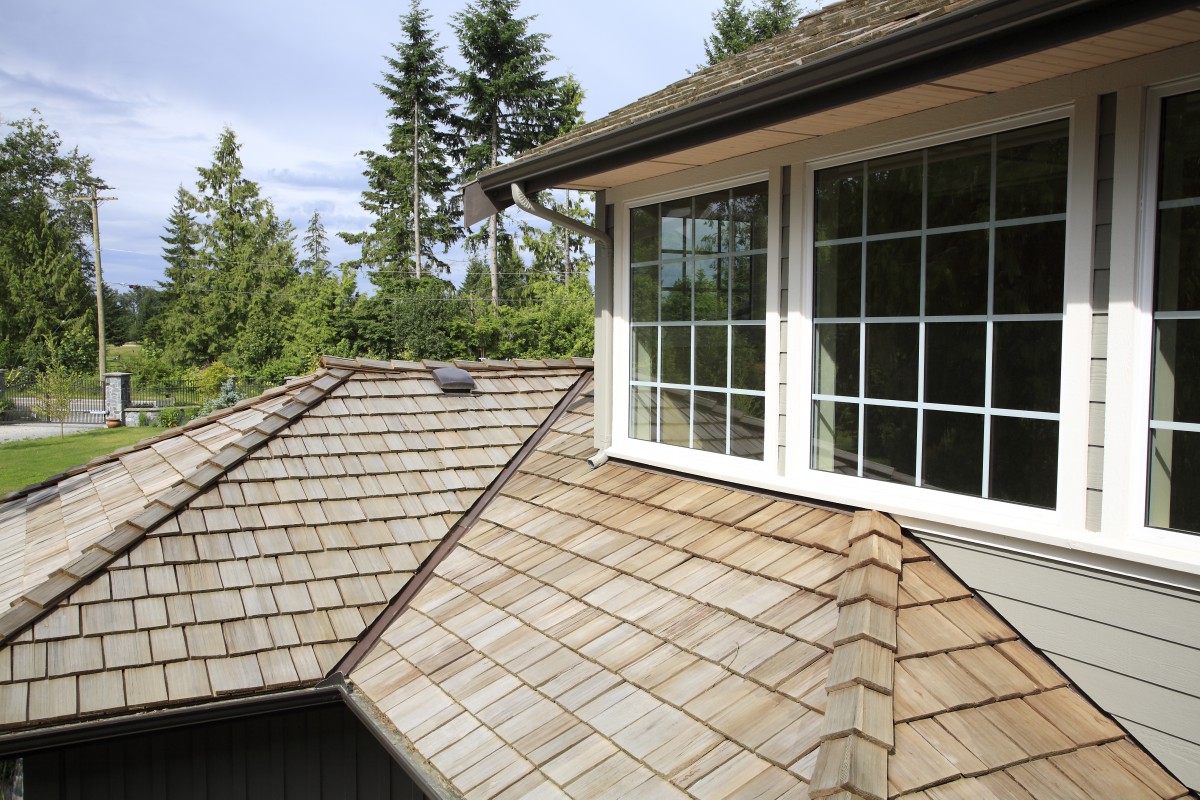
[510,183,613,252]
[511,183,614,468]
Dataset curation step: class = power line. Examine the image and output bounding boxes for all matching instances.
[108,281,593,305]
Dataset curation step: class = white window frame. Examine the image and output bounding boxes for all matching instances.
[609,169,784,481]
[786,106,1096,540]
[1104,76,1200,558]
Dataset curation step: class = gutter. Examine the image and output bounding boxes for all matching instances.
[464,0,1195,224]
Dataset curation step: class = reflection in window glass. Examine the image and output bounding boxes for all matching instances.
[1148,90,1200,534]
[630,182,768,459]
[811,120,1068,509]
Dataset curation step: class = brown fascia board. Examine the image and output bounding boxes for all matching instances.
[464,0,1195,225]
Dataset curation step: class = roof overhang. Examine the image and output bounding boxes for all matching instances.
[464,0,1198,225]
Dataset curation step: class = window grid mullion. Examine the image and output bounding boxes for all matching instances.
[916,149,929,489]
[858,161,869,478]
[982,133,999,499]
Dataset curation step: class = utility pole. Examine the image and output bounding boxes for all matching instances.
[72,184,116,380]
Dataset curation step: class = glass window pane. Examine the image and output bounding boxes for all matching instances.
[661,197,691,257]
[695,191,729,255]
[866,323,918,401]
[995,120,1069,219]
[992,321,1061,412]
[990,416,1058,508]
[731,395,765,460]
[632,327,658,382]
[695,326,728,388]
[732,255,767,320]
[927,137,991,228]
[631,385,658,443]
[925,230,989,316]
[732,183,768,251]
[660,327,691,385]
[925,322,986,407]
[1148,429,1200,533]
[867,153,923,235]
[694,391,728,453]
[814,323,859,397]
[631,263,659,322]
[922,410,984,496]
[815,243,862,318]
[660,389,691,448]
[994,221,1066,314]
[1153,319,1200,425]
[1159,91,1200,203]
[660,261,691,322]
[812,400,858,475]
[866,236,921,317]
[732,325,765,391]
[815,165,862,242]
[631,205,660,263]
[864,405,917,485]
[694,258,728,321]
[1154,206,1200,313]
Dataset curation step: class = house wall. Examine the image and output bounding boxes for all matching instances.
[23,702,429,800]
[919,534,1200,790]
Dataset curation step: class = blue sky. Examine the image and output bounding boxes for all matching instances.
[1,0,739,292]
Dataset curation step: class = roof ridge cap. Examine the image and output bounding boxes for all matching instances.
[318,354,594,374]
[0,368,353,647]
[808,509,902,800]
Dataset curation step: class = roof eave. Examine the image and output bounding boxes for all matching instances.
[464,0,1196,225]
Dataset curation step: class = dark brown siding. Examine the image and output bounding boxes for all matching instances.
[24,704,428,800]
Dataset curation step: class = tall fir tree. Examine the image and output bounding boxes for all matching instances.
[703,0,801,66]
[0,112,100,371]
[151,128,299,377]
[452,0,581,305]
[344,0,460,291]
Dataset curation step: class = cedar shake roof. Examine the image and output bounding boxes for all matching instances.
[0,358,588,728]
[465,0,1200,213]
[347,378,1191,800]
[0,364,1189,798]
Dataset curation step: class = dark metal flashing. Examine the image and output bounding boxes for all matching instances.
[337,678,461,800]
[0,684,342,759]
[329,370,594,677]
[463,0,1195,224]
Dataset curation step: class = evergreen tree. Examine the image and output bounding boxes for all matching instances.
[452,0,581,305]
[703,0,801,66]
[150,128,299,378]
[280,211,357,376]
[0,112,100,371]
[344,0,460,289]
[703,0,753,65]
[750,0,801,41]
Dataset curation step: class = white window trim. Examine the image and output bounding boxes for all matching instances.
[784,104,1098,543]
[1103,76,1200,560]
[609,169,784,480]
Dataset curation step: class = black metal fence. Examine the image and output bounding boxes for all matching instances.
[0,372,105,425]
[0,373,275,426]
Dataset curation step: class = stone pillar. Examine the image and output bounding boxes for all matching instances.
[104,372,131,424]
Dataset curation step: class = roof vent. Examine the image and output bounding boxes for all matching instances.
[433,366,475,393]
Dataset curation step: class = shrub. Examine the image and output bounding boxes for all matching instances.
[199,378,246,417]
[196,361,236,404]
[158,406,182,428]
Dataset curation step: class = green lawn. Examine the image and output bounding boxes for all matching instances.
[0,427,156,496]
